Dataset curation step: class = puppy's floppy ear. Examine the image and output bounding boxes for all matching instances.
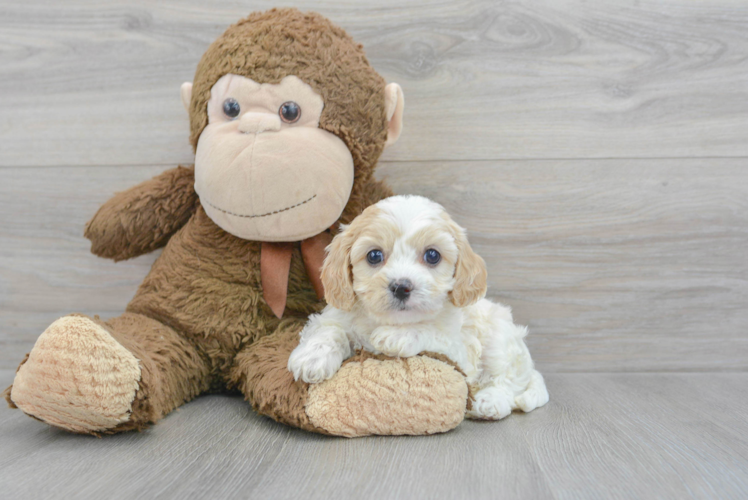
[321,224,358,311]
[448,220,488,307]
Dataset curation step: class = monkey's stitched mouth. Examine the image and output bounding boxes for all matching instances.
[204,194,317,219]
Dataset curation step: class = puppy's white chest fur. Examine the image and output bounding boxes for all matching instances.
[348,302,475,375]
[294,299,515,385]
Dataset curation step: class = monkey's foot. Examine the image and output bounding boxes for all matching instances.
[8,315,141,434]
[305,352,468,437]
[233,327,469,437]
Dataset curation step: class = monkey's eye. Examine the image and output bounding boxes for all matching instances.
[424,249,441,266]
[366,249,384,266]
[223,98,240,119]
[279,101,301,123]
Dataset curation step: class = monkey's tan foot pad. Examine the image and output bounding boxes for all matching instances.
[9,315,141,434]
[306,354,468,437]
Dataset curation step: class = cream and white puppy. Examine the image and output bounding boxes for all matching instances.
[288,195,548,420]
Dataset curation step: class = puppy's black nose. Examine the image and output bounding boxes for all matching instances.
[390,280,413,302]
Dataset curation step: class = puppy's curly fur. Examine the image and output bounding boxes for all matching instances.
[288,195,549,419]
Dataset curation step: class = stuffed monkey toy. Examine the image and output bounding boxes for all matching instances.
[4,9,469,437]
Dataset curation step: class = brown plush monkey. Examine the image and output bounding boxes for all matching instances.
[3,9,468,437]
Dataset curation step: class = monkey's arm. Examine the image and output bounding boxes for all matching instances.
[84,165,198,261]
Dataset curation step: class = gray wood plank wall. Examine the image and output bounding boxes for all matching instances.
[1,1,747,498]
[2,0,748,166]
[1,0,746,372]
[3,160,747,371]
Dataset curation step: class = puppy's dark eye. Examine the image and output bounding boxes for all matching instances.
[424,249,441,265]
[223,98,240,119]
[279,101,301,123]
[366,249,384,265]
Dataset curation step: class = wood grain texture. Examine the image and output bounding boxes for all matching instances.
[1,161,746,372]
[1,0,747,166]
[1,2,748,498]
[2,370,747,500]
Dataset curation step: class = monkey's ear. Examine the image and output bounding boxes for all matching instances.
[180,82,193,113]
[384,83,404,148]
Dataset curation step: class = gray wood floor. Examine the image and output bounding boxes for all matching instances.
[2,370,747,500]
[1,1,747,499]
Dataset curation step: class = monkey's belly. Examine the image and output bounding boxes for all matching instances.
[126,211,322,377]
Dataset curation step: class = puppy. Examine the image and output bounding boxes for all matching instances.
[288,195,548,419]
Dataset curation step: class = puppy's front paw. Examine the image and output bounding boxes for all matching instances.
[370,326,422,358]
[467,387,514,420]
[288,342,344,384]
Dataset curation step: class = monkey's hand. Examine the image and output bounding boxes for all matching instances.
[84,165,198,261]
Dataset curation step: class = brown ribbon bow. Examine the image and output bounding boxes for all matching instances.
[260,230,333,318]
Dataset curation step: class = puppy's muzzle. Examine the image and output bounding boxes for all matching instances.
[389,279,413,302]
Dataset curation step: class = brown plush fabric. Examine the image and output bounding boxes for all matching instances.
[85,165,198,261]
[7,9,468,437]
[188,8,388,225]
[227,319,327,434]
[6,313,211,435]
[9,172,451,435]
[98,313,212,432]
[125,205,315,383]
[125,182,396,387]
